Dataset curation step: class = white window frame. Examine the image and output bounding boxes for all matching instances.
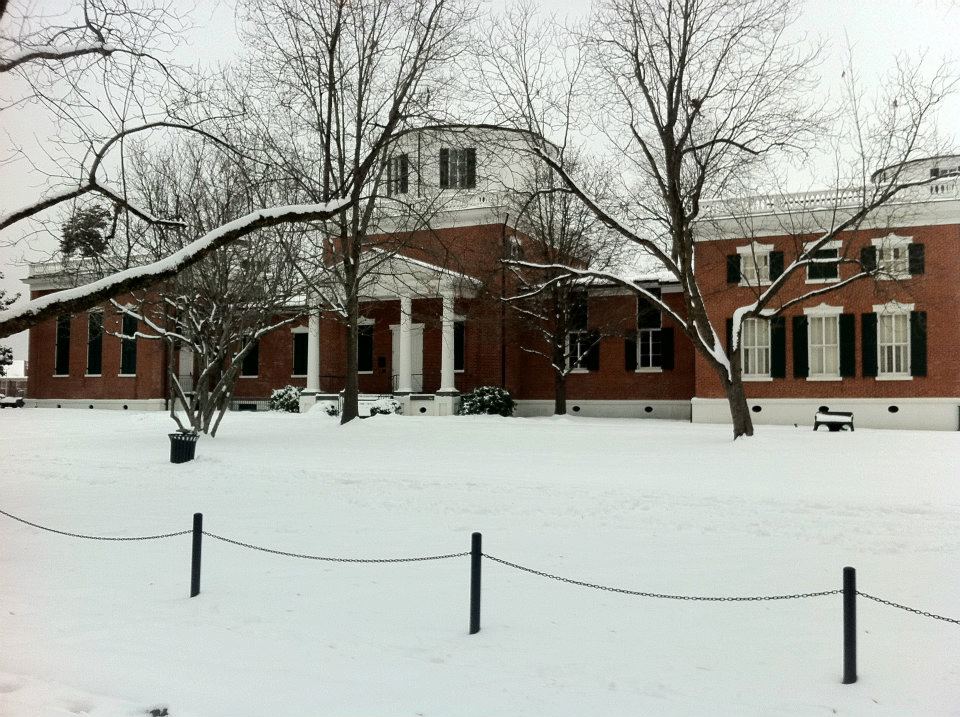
[874,301,913,381]
[567,331,591,373]
[804,239,841,284]
[871,233,912,280]
[357,316,375,375]
[741,316,773,381]
[804,303,843,381]
[736,242,774,287]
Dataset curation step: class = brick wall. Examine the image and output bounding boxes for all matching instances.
[693,222,960,399]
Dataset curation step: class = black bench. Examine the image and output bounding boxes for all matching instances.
[814,410,854,432]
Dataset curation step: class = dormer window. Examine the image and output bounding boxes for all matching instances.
[439,147,476,189]
[387,153,409,196]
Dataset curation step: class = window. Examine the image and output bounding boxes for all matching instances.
[358,324,374,373]
[240,339,259,377]
[567,293,591,371]
[292,332,308,376]
[877,244,908,276]
[439,147,476,189]
[387,153,409,196]
[878,312,909,376]
[808,314,840,377]
[741,252,770,284]
[454,320,465,372]
[870,235,912,278]
[568,332,595,370]
[54,314,70,376]
[119,314,138,375]
[807,248,839,282]
[86,312,103,375]
[741,318,771,377]
[637,289,662,369]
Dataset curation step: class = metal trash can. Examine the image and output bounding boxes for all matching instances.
[168,432,199,464]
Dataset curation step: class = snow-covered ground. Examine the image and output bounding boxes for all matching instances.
[1,409,958,716]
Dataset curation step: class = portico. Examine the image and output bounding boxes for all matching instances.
[300,250,478,415]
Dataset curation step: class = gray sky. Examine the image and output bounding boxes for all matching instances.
[1,0,958,360]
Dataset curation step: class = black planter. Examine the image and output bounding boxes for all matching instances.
[169,432,199,464]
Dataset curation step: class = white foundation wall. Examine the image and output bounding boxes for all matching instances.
[27,398,166,411]
[514,399,692,421]
[691,397,960,431]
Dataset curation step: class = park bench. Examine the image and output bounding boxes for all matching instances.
[814,410,854,432]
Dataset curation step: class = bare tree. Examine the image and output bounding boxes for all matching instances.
[482,0,955,438]
[236,0,471,423]
[504,156,626,414]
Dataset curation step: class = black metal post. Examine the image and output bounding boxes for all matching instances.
[469,532,482,635]
[842,566,857,684]
[190,513,203,598]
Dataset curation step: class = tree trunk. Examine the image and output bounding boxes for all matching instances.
[340,293,359,424]
[720,350,754,439]
[553,371,567,415]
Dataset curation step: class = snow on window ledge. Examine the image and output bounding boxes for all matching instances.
[806,375,842,382]
[635,367,663,374]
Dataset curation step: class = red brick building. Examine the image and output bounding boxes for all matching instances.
[20,141,960,430]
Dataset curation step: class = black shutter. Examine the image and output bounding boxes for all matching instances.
[860,246,877,272]
[726,255,741,284]
[725,318,733,357]
[861,313,878,378]
[454,321,465,371]
[792,315,808,378]
[908,243,925,275]
[660,327,675,370]
[770,316,786,378]
[910,311,927,377]
[465,148,476,189]
[585,331,601,371]
[625,335,637,371]
[769,251,784,280]
[439,148,449,188]
[386,156,392,196]
[399,154,409,194]
[86,312,103,375]
[120,314,138,375]
[839,313,856,377]
[55,314,71,376]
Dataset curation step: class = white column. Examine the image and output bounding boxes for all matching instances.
[306,309,321,392]
[439,293,457,394]
[397,295,413,394]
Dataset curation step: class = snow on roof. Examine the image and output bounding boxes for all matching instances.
[364,247,481,283]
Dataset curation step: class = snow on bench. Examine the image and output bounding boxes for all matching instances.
[814,410,854,432]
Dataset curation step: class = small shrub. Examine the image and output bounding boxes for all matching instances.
[369,397,403,416]
[270,385,303,413]
[458,386,515,416]
[322,401,339,416]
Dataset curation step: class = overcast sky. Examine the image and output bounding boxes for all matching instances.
[1,0,958,360]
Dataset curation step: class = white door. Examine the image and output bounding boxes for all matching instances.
[390,323,424,392]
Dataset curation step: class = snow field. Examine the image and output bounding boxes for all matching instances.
[1,409,958,716]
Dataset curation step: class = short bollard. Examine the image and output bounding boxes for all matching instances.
[469,532,482,635]
[190,513,203,598]
[842,566,857,684]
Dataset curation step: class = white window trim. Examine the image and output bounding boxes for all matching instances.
[635,367,663,374]
[736,242,774,287]
[803,239,841,284]
[741,315,773,380]
[567,330,592,372]
[118,373,138,378]
[358,318,376,374]
[804,304,842,381]
[871,234,913,280]
[873,301,913,380]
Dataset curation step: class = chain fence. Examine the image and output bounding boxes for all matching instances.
[2,505,958,627]
[0,507,191,541]
[203,530,470,563]
[482,553,842,601]
[857,591,960,626]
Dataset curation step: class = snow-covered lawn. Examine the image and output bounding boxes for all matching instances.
[1,409,958,716]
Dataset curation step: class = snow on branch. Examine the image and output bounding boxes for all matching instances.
[0,199,352,337]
